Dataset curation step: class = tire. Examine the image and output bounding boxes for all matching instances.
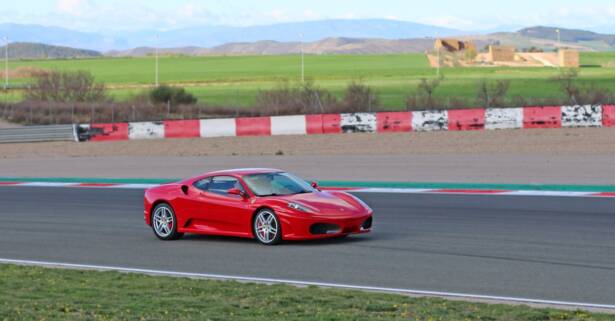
[151,203,184,241]
[253,209,282,245]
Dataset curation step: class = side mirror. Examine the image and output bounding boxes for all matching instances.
[181,185,189,195]
[228,188,246,198]
[311,181,319,189]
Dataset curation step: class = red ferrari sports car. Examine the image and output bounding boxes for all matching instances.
[144,168,373,245]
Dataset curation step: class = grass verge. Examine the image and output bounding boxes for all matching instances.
[1,264,613,321]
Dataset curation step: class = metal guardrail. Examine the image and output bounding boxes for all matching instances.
[0,125,78,144]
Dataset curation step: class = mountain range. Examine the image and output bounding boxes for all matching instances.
[1,23,614,60]
[0,20,466,52]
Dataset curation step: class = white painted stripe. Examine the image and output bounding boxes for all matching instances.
[352,189,612,198]
[0,258,612,310]
[271,115,307,135]
[354,188,434,194]
[128,122,165,140]
[19,182,80,187]
[112,184,159,189]
[501,191,595,197]
[200,118,237,138]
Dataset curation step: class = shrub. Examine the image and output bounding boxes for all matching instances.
[552,69,580,105]
[254,80,338,115]
[552,69,613,105]
[476,79,510,107]
[149,85,197,106]
[341,81,379,112]
[24,70,108,103]
[407,76,443,109]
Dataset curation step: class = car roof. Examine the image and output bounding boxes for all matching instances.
[204,168,284,177]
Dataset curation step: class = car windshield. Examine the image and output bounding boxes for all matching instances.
[243,172,315,197]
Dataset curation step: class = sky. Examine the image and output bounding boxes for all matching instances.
[1,0,615,32]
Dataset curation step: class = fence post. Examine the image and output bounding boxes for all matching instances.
[132,105,136,122]
[90,104,94,124]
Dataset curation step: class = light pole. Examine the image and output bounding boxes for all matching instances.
[3,36,8,90]
[155,34,159,87]
[300,33,305,83]
[556,29,561,70]
[435,34,440,77]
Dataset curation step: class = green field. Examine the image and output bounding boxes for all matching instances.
[2,264,614,321]
[6,52,615,109]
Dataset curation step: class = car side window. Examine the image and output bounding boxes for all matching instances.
[207,176,245,197]
[193,177,212,191]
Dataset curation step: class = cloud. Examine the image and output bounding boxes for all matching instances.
[343,12,356,19]
[267,9,287,21]
[420,16,477,30]
[303,9,316,19]
[56,0,92,16]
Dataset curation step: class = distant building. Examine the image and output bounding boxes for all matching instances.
[434,39,476,52]
[559,50,580,68]
[488,45,516,62]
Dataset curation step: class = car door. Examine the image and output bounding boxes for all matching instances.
[192,176,253,236]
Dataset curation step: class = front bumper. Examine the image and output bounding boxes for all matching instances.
[280,212,373,240]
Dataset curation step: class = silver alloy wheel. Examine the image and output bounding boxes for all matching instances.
[254,210,279,244]
[153,206,174,238]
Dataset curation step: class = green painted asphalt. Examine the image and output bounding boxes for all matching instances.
[1,177,615,192]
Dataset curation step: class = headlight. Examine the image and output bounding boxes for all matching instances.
[352,196,372,211]
[288,202,311,213]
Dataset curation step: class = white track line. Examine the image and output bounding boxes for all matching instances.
[353,188,610,198]
[19,182,80,187]
[1,258,614,311]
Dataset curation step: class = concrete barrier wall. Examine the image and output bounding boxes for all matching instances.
[561,105,602,128]
[80,105,613,142]
[200,118,236,138]
[604,105,615,127]
[485,108,523,130]
[376,112,412,133]
[128,122,165,140]
[341,113,377,133]
[523,106,562,129]
[412,110,448,132]
[448,109,485,131]
[271,115,307,136]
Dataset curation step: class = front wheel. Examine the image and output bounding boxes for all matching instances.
[253,209,282,245]
[151,203,183,241]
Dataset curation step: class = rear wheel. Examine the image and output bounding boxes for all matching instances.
[253,209,282,245]
[151,203,183,241]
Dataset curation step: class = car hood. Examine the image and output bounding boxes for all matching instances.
[281,191,366,214]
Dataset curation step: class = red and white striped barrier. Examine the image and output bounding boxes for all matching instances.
[80,104,608,142]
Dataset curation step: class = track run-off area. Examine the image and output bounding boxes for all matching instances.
[1,186,615,310]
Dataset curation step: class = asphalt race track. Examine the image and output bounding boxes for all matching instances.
[1,187,615,307]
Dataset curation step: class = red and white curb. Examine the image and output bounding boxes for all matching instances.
[1,181,615,198]
[0,182,159,189]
